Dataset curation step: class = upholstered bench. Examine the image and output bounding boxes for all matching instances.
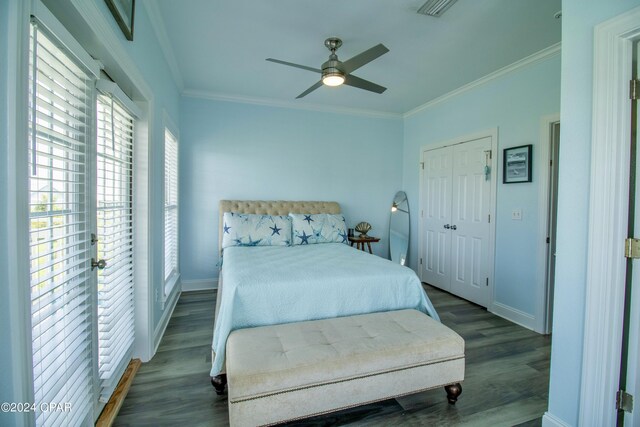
[225,309,465,426]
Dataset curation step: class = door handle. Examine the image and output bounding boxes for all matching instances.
[450,225,457,230]
[91,258,107,271]
[444,224,451,229]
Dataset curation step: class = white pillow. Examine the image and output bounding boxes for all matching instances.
[290,213,348,245]
[221,212,292,248]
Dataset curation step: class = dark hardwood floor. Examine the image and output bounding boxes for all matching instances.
[114,285,550,427]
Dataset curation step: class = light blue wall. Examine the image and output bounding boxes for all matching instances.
[179,97,403,282]
[403,54,561,317]
[546,1,640,425]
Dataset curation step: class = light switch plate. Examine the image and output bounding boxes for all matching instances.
[512,209,523,220]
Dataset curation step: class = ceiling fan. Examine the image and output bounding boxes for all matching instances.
[266,37,389,99]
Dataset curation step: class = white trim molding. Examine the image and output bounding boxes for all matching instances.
[536,113,560,334]
[3,1,37,424]
[181,89,403,120]
[490,302,536,332]
[404,43,561,118]
[542,411,572,427]
[579,6,640,426]
[182,279,219,292]
[153,285,181,353]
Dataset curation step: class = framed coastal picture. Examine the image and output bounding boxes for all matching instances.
[105,0,135,41]
[503,144,532,183]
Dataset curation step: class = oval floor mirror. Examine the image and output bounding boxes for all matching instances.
[390,191,409,265]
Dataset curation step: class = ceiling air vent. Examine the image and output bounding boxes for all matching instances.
[417,0,458,17]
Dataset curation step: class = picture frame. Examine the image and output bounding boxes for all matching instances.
[105,0,135,41]
[503,144,532,183]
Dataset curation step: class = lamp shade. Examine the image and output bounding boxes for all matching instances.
[322,72,345,86]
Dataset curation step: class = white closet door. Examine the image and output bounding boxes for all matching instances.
[422,146,453,291]
[449,137,492,307]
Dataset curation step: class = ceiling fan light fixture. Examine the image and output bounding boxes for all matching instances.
[322,72,345,87]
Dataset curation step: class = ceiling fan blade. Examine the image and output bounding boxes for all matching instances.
[342,44,389,74]
[296,81,323,98]
[266,58,321,74]
[344,74,386,94]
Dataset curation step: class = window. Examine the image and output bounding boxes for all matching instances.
[28,21,95,426]
[164,128,179,292]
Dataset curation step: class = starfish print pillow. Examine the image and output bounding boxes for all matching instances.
[290,213,348,245]
[221,212,292,249]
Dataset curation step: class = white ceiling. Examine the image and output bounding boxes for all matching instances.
[153,0,561,115]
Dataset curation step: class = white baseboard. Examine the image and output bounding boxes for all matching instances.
[153,284,181,352]
[542,412,572,427]
[489,301,536,331]
[181,278,218,291]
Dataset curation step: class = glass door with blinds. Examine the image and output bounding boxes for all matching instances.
[27,17,137,426]
[28,22,96,427]
[95,92,135,401]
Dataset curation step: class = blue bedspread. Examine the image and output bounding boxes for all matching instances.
[210,243,439,376]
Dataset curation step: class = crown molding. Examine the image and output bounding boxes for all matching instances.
[403,42,561,118]
[142,1,184,91]
[181,89,403,119]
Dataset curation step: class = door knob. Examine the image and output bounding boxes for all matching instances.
[91,258,107,271]
[451,225,457,230]
[444,224,451,229]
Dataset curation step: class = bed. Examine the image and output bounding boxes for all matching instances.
[210,200,439,382]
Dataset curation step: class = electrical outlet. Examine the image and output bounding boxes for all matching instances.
[512,209,523,220]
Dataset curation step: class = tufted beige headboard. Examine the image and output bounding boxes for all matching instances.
[218,200,341,253]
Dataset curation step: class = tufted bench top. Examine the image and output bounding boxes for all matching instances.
[226,309,464,402]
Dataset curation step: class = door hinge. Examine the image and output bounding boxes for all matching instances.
[631,79,639,101]
[625,238,640,258]
[420,162,424,170]
[486,277,489,287]
[616,390,634,413]
[488,214,491,223]
[420,257,423,265]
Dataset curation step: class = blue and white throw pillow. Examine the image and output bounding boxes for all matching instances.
[221,212,292,249]
[290,213,348,245]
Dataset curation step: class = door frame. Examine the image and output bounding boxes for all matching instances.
[536,114,560,334]
[578,6,640,426]
[418,128,498,309]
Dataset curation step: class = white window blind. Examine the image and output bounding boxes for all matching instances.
[96,92,135,401]
[164,129,179,286]
[28,22,95,427]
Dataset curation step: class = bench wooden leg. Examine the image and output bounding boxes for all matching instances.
[211,374,227,395]
[444,383,462,404]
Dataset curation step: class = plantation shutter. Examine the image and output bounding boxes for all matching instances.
[164,129,179,286]
[96,89,136,400]
[28,21,96,426]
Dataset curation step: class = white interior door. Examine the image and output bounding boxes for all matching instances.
[449,137,492,306]
[421,136,493,307]
[422,146,453,291]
